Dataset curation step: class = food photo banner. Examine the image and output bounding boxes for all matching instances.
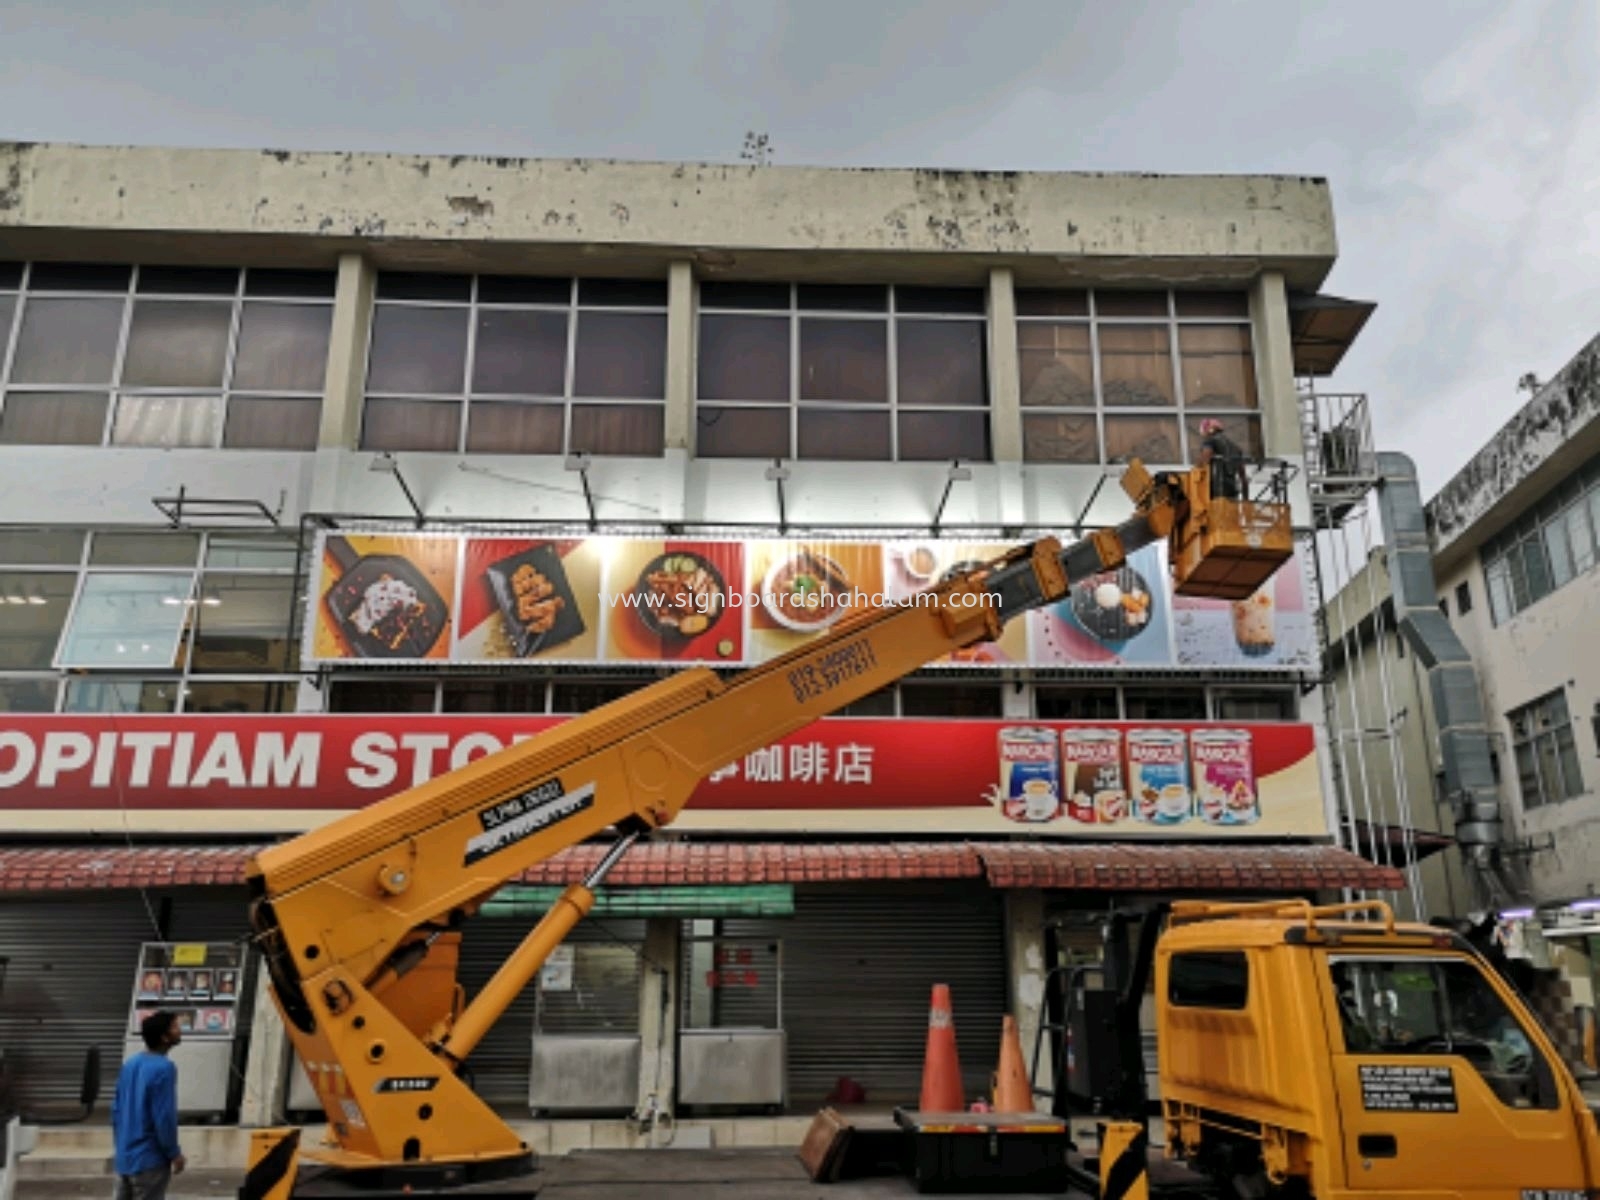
[0,716,1327,838]
[304,531,1316,671]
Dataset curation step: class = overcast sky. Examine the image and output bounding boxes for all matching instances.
[2,0,1596,498]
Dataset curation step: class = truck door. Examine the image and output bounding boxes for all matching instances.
[1323,954,1591,1197]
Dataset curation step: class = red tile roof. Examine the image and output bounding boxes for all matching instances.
[0,841,1402,895]
[976,842,1405,892]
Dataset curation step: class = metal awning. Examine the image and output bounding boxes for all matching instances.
[1289,292,1377,376]
[479,884,795,918]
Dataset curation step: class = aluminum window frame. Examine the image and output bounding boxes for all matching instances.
[1480,462,1600,626]
[1,528,302,709]
[1017,289,1258,467]
[693,283,992,463]
[1507,688,1585,810]
[0,263,332,451]
[360,275,670,457]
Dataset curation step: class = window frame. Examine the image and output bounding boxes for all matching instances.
[1,528,303,711]
[1507,689,1585,809]
[693,283,992,463]
[1479,452,1600,625]
[1017,289,1258,467]
[361,275,670,457]
[0,263,332,451]
[1168,950,1250,1010]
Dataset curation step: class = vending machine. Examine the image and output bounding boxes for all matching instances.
[123,941,251,1120]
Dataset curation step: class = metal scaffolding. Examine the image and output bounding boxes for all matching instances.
[1299,381,1428,919]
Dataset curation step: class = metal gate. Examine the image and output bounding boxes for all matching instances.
[455,914,644,1107]
[711,881,1007,1110]
[0,895,161,1111]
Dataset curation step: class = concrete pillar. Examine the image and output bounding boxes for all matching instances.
[239,965,289,1127]
[636,917,681,1117]
[663,261,695,453]
[986,267,1023,463]
[317,253,377,450]
[1248,271,1301,460]
[1003,888,1051,1105]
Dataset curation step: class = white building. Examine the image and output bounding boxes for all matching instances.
[0,142,1394,1143]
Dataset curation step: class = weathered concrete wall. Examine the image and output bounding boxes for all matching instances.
[1435,548,1600,904]
[1429,335,1600,569]
[0,142,1338,288]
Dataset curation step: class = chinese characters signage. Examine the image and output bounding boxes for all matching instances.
[302,531,1316,673]
[0,716,1328,839]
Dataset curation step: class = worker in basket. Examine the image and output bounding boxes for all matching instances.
[1197,417,1249,501]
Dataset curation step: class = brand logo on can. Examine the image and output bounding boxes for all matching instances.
[1127,729,1191,825]
[1060,729,1124,824]
[998,726,1060,823]
[1192,729,1257,826]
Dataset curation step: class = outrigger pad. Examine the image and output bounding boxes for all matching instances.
[284,1152,542,1198]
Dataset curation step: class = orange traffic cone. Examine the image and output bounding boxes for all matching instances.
[991,1014,1033,1112]
[919,983,965,1112]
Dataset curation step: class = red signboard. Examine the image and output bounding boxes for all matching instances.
[0,716,1325,838]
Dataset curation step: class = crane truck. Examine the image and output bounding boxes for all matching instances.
[234,457,1596,1200]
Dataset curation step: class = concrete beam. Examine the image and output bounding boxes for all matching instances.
[0,143,1338,290]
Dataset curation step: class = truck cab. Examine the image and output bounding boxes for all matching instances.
[1157,900,1600,1199]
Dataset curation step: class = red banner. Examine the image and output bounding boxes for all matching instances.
[0,716,1325,838]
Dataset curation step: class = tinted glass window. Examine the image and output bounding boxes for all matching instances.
[1169,951,1249,1009]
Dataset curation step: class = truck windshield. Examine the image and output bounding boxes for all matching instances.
[1329,956,1554,1109]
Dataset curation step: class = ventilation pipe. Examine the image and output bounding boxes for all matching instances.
[1374,452,1518,904]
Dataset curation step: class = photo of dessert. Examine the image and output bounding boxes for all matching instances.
[1172,543,1314,669]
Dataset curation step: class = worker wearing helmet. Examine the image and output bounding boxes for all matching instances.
[1196,418,1248,500]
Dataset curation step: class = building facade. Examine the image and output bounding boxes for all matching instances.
[0,143,1397,1131]
[1324,334,1600,1071]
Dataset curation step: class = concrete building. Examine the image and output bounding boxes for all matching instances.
[0,142,1396,1155]
[1324,333,1600,1069]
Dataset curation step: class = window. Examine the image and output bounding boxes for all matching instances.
[0,264,332,450]
[2,529,302,711]
[1481,452,1600,624]
[1212,689,1297,721]
[1454,580,1472,615]
[1018,289,1258,466]
[551,678,651,712]
[363,274,668,457]
[0,677,59,712]
[835,685,898,717]
[62,676,182,713]
[1169,951,1249,1009]
[695,283,990,462]
[898,682,1003,718]
[1330,956,1555,1109]
[1509,690,1585,808]
[441,678,551,713]
[1123,686,1207,721]
[1035,686,1119,720]
[328,678,439,713]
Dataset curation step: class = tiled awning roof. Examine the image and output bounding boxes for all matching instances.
[978,842,1404,892]
[0,841,1403,896]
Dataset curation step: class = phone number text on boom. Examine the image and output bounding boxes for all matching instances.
[787,637,880,704]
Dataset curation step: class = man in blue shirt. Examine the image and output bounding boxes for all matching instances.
[110,1010,186,1199]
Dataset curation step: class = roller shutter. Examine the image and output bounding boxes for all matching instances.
[0,895,160,1111]
[455,914,645,1106]
[711,881,1007,1111]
